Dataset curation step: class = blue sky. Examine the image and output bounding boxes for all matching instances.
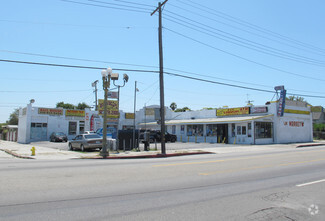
[1,0,325,123]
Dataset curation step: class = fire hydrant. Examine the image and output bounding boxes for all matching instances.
[31,147,36,156]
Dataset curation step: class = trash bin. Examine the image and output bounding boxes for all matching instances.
[107,138,117,150]
[144,132,150,151]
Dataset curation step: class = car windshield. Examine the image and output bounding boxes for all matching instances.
[84,134,101,139]
[56,132,65,136]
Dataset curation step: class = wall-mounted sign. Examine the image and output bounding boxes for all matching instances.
[65,110,85,117]
[145,108,155,115]
[98,99,119,118]
[125,113,135,119]
[311,106,323,112]
[38,108,63,115]
[283,121,304,127]
[250,106,268,114]
[277,89,286,117]
[284,109,310,115]
[217,107,249,116]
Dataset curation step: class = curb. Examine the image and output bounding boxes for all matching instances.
[0,149,34,159]
[80,151,214,159]
[296,143,325,148]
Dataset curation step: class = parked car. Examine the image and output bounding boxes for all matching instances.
[68,134,103,151]
[50,132,68,142]
[84,131,96,134]
[156,131,177,142]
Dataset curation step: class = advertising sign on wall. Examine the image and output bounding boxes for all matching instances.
[98,99,119,118]
[277,89,286,117]
[125,113,135,119]
[145,108,155,115]
[250,106,268,114]
[65,110,85,117]
[38,108,63,115]
[217,107,249,116]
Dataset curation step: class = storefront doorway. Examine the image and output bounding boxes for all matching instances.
[236,123,247,143]
[217,124,228,143]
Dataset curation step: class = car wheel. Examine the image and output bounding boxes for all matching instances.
[171,138,176,143]
[68,143,74,151]
[80,144,85,152]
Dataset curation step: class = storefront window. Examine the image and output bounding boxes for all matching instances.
[206,124,218,136]
[255,122,273,139]
[237,126,241,135]
[187,125,203,136]
[242,126,247,135]
[69,122,77,135]
[248,123,252,137]
[79,121,85,134]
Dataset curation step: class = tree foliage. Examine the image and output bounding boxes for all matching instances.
[7,108,19,125]
[175,107,191,112]
[170,102,177,111]
[56,102,75,109]
[77,102,91,110]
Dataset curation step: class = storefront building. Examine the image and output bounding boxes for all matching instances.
[18,99,312,145]
[141,100,313,145]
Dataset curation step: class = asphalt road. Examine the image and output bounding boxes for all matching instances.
[0,147,324,220]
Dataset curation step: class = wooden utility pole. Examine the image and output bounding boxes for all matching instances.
[151,0,168,155]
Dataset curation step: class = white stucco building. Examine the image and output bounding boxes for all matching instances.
[17,99,312,145]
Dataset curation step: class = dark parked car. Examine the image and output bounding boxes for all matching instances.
[140,130,177,143]
[68,134,103,152]
[50,132,68,142]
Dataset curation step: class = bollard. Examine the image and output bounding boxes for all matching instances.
[222,137,226,144]
[187,136,189,142]
[31,146,36,156]
[233,137,236,144]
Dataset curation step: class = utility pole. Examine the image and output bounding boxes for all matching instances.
[92,80,98,111]
[151,0,168,155]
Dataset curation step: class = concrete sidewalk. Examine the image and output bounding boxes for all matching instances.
[1,140,325,160]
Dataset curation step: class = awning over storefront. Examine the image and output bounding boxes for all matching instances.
[141,114,274,126]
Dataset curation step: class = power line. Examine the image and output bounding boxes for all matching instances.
[61,0,152,13]
[174,0,325,55]
[164,27,325,82]
[1,58,325,98]
[88,0,154,11]
[163,11,325,67]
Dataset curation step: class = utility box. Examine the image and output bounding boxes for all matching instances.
[118,130,139,150]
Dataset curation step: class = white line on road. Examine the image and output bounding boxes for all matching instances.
[296,179,325,187]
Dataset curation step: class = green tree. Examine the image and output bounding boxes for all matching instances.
[170,102,177,111]
[77,102,91,110]
[6,109,19,125]
[175,107,191,112]
[56,102,75,109]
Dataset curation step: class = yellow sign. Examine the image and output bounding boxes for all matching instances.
[145,108,155,115]
[98,99,119,118]
[284,109,310,115]
[65,110,85,117]
[311,106,323,112]
[125,113,135,119]
[217,107,249,116]
[38,108,63,115]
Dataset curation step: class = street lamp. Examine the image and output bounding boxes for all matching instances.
[113,73,129,153]
[100,67,112,158]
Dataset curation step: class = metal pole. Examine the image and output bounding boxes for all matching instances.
[94,80,98,111]
[133,81,137,150]
[101,77,109,158]
[116,85,120,153]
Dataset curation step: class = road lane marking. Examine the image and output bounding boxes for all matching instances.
[153,149,325,168]
[296,179,325,187]
[199,158,325,176]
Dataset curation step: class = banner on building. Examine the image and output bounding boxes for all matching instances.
[65,110,85,117]
[98,99,119,118]
[125,113,135,119]
[250,106,268,114]
[217,107,249,116]
[145,108,155,115]
[38,108,63,115]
